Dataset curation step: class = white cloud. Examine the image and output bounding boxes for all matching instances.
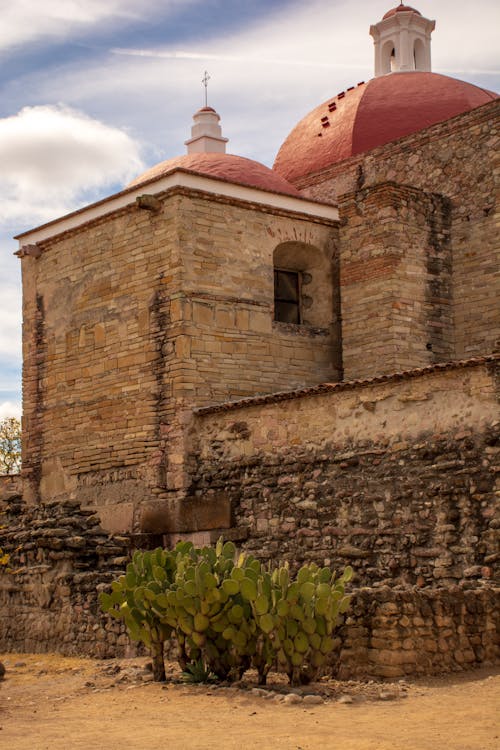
[0,401,22,420]
[0,282,21,364]
[109,0,500,81]
[24,0,498,171]
[0,104,144,224]
[0,0,194,52]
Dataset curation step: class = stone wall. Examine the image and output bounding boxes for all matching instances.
[175,192,340,405]
[20,196,181,519]
[1,491,497,677]
[0,474,21,502]
[20,186,339,533]
[338,182,453,378]
[0,493,134,656]
[335,586,499,679]
[299,100,500,366]
[188,357,499,587]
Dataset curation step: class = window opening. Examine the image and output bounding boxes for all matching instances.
[390,47,396,72]
[274,269,301,323]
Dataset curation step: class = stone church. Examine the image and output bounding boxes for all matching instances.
[3,4,498,673]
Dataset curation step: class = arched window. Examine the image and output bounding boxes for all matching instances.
[390,47,397,72]
[273,241,333,328]
[414,38,425,71]
[381,40,396,74]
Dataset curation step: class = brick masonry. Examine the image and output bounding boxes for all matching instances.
[299,100,500,371]
[20,189,339,529]
[338,183,453,378]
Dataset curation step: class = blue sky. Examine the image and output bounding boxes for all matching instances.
[1,0,499,419]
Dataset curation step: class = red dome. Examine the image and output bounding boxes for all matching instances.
[273,73,497,184]
[129,152,301,196]
[383,4,421,19]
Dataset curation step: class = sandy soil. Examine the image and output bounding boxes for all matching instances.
[0,653,498,750]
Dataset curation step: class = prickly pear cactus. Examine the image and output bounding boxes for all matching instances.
[99,547,177,681]
[101,537,353,686]
[238,561,354,686]
[270,562,353,686]
[165,539,261,681]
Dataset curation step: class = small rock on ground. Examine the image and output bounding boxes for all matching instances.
[303,695,324,705]
[337,694,353,704]
[282,693,302,705]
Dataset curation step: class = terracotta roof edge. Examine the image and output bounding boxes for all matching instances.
[194,354,500,415]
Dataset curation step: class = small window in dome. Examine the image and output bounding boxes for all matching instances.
[390,47,397,72]
[414,38,425,71]
[274,269,301,324]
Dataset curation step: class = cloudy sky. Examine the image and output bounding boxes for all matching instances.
[1,0,499,419]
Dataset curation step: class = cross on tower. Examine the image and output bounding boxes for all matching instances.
[202,70,210,107]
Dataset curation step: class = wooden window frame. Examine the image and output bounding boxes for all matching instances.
[273,267,302,324]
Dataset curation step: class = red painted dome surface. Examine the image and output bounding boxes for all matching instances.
[383,4,421,19]
[129,152,301,196]
[273,73,497,184]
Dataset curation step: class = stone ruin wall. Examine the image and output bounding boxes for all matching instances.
[0,487,497,681]
[0,488,497,679]
[300,99,500,364]
[0,493,132,657]
[185,357,500,675]
[335,586,498,679]
[188,357,499,587]
[1,358,498,678]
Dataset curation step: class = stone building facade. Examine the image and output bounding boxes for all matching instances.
[17,177,339,529]
[1,4,499,675]
[15,101,499,534]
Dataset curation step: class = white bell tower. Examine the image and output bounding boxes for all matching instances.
[184,107,229,154]
[370,4,435,77]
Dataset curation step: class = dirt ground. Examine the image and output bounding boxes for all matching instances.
[0,653,498,750]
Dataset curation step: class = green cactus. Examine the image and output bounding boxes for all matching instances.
[99,548,178,681]
[101,538,353,687]
[156,540,258,681]
[250,561,353,686]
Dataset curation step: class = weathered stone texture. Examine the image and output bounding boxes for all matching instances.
[1,492,497,677]
[299,100,500,369]
[20,189,339,529]
[334,586,499,679]
[338,183,453,378]
[173,192,339,404]
[0,474,21,502]
[189,359,500,587]
[21,201,180,514]
[0,494,135,656]
[2,359,499,674]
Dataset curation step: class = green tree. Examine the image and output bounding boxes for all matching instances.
[0,417,21,474]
